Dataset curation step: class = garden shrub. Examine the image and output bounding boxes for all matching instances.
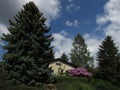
[54,75,120,90]
[68,67,92,78]
[0,62,6,89]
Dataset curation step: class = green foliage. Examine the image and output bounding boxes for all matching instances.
[55,76,120,90]
[1,76,120,90]
[58,67,64,76]
[1,84,44,90]
[70,34,94,68]
[55,76,92,90]
[96,35,120,87]
[57,64,65,76]
[90,79,120,90]
[2,2,54,86]
[0,62,6,88]
[60,53,69,62]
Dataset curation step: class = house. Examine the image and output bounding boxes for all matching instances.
[49,59,76,75]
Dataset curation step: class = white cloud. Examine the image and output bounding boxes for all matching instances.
[19,0,61,25]
[82,20,92,24]
[65,19,79,27]
[84,34,102,66]
[52,31,73,58]
[66,21,73,26]
[84,34,101,57]
[66,4,74,12]
[0,0,61,26]
[87,0,120,66]
[0,39,4,46]
[68,0,73,2]
[76,6,80,10]
[97,0,120,25]
[0,23,9,46]
[105,24,120,48]
[0,0,61,44]
[0,24,9,35]
[60,30,68,36]
[96,0,120,49]
[66,4,80,12]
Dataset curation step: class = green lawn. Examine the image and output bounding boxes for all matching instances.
[1,76,120,90]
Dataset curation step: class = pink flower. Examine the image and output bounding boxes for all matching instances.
[68,67,92,78]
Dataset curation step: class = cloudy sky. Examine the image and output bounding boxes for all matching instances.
[0,0,120,64]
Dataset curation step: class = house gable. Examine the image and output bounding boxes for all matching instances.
[49,59,76,75]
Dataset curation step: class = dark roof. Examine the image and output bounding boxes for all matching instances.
[49,58,77,68]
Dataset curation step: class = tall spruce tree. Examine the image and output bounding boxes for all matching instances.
[2,2,54,86]
[97,35,120,86]
[60,53,69,62]
[70,34,93,68]
[0,61,6,88]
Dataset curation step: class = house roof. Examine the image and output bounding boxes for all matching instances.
[49,58,77,68]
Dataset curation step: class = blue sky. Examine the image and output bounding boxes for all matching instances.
[51,0,107,36]
[0,0,120,64]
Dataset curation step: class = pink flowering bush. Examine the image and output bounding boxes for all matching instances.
[68,67,92,78]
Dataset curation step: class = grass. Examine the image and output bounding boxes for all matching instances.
[0,75,120,90]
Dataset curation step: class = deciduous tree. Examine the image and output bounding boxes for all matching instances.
[70,34,93,68]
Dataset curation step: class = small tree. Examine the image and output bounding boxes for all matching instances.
[60,53,69,62]
[96,35,120,86]
[2,2,54,86]
[70,34,93,68]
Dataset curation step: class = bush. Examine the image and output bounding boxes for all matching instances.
[1,76,120,90]
[55,76,93,90]
[91,79,120,90]
[93,68,120,87]
[68,67,92,78]
[55,76,120,90]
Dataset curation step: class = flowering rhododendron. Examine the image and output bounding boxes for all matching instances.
[68,67,92,78]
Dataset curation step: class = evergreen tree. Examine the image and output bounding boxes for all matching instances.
[0,61,6,88]
[60,53,69,62]
[97,35,120,86]
[70,34,93,68]
[2,2,54,86]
